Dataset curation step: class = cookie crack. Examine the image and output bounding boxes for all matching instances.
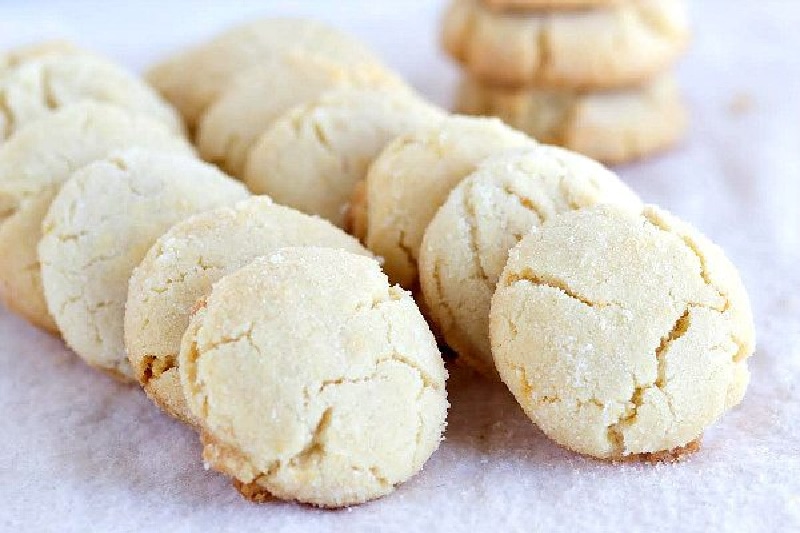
[514,363,607,410]
[501,184,546,225]
[39,67,60,110]
[396,230,417,277]
[0,91,15,139]
[505,268,619,308]
[642,211,729,312]
[605,307,692,455]
[140,353,177,385]
[462,183,490,284]
[289,407,333,468]
[145,256,218,295]
[431,259,458,339]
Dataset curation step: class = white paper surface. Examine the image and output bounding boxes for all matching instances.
[1,1,799,532]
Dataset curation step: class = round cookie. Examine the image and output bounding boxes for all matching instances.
[419,147,641,376]
[197,54,406,176]
[147,18,385,127]
[125,196,372,424]
[457,73,687,164]
[0,52,184,144]
[490,205,755,460]
[39,148,248,379]
[179,247,448,507]
[358,115,535,289]
[442,0,689,88]
[485,0,618,10]
[243,88,443,228]
[0,103,193,332]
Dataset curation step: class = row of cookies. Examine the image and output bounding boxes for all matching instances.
[144,16,753,462]
[2,14,754,506]
[442,0,690,164]
[147,18,445,229]
[0,43,186,331]
[0,40,448,507]
[351,112,754,460]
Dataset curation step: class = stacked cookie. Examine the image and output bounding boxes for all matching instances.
[443,0,690,164]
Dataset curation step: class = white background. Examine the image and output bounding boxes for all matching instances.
[1,1,799,532]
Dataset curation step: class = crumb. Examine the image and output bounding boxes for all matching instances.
[728,93,753,116]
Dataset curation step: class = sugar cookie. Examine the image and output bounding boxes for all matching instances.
[419,147,641,376]
[457,73,687,164]
[125,197,372,423]
[243,88,443,228]
[179,247,448,507]
[0,53,184,144]
[39,148,247,379]
[0,103,193,332]
[147,18,385,127]
[197,54,405,176]
[442,0,689,88]
[357,115,535,288]
[490,205,755,460]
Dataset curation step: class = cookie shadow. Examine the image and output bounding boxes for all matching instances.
[441,361,581,464]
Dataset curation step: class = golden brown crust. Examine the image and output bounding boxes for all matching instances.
[233,479,275,504]
[632,437,702,464]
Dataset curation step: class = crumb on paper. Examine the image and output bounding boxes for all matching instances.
[728,92,754,116]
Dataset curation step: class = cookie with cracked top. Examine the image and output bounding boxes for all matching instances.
[0,103,192,333]
[125,196,371,424]
[490,204,755,460]
[38,148,247,380]
[179,247,448,507]
[354,115,535,289]
[0,52,183,145]
[243,87,443,228]
[419,146,641,377]
[146,18,386,128]
[442,0,689,88]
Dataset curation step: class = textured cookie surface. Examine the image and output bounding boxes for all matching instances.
[490,205,755,459]
[243,88,443,228]
[179,247,448,507]
[458,73,687,164]
[0,103,192,332]
[419,147,641,376]
[0,40,79,71]
[39,148,247,379]
[197,54,405,176]
[0,53,183,144]
[147,18,384,126]
[126,197,371,423]
[360,115,535,288]
[442,0,689,88]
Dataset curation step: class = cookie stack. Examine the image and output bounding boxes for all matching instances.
[443,0,691,164]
